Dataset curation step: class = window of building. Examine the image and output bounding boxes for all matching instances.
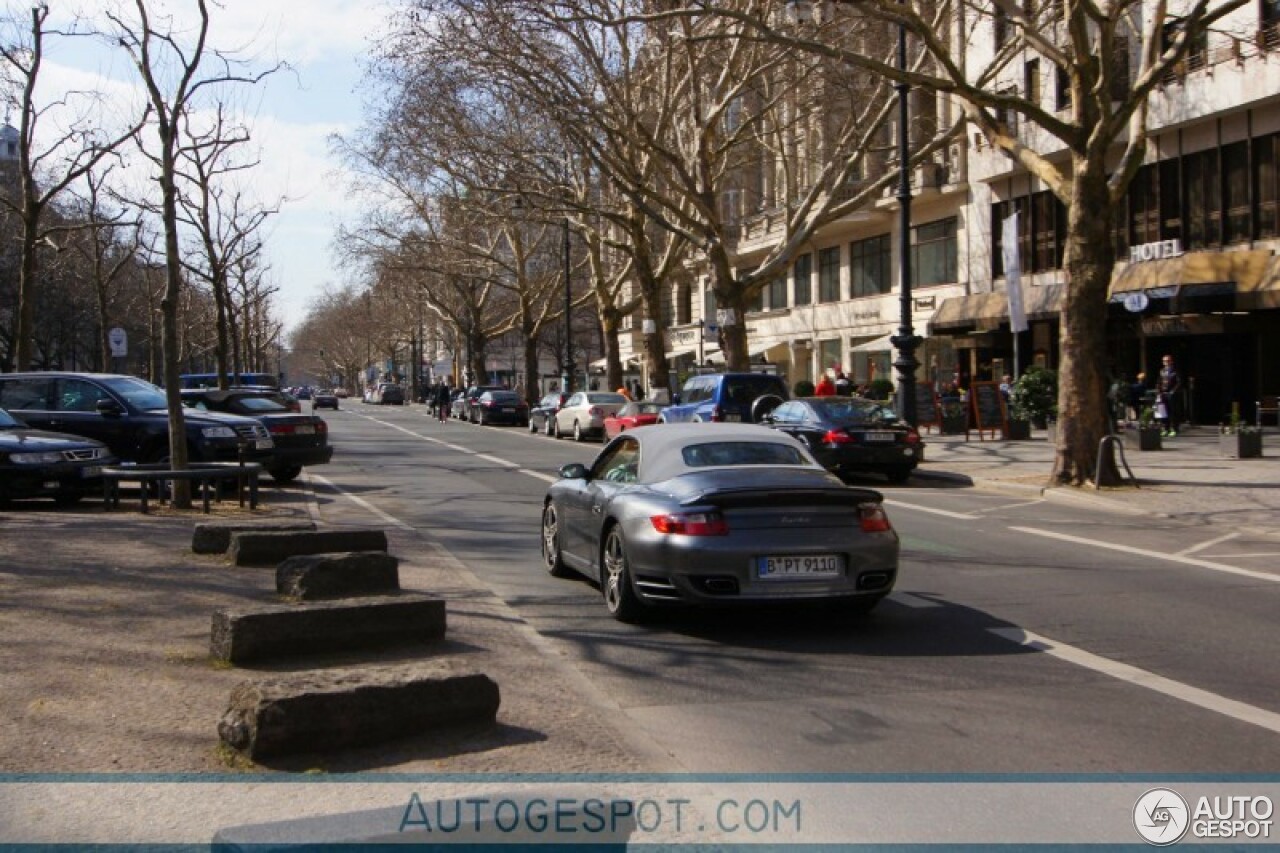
[768,275,787,310]
[911,218,958,287]
[818,246,841,302]
[1024,60,1041,108]
[794,254,812,305]
[994,7,1010,47]
[1223,140,1251,244]
[1055,65,1072,111]
[677,283,692,325]
[818,339,842,375]
[1185,148,1221,249]
[703,283,716,323]
[1263,0,1280,49]
[992,197,1032,277]
[995,87,1018,134]
[1160,158,1183,242]
[1256,133,1279,238]
[850,234,891,297]
[1031,191,1066,272]
[1129,163,1160,247]
[1110,37,1131,101]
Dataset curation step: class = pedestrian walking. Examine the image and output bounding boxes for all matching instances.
[434,380,452,422]
[1158,355,1183,436]
[814,372,836,396]
[833,370,853,396]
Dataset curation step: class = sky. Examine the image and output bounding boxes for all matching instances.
[34,0,395,336]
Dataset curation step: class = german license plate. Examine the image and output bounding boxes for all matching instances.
[502,408,514,413]
[725,413,742,422]
[256,439,274,449]
[295,425,315,434]
[864,431,895,442]
[757,554,842,579]
[81,466,103,478]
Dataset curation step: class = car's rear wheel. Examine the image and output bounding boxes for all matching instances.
[269,465,302,483]
[528,417,538,434]
[552,418,563,440]
[885,467,912,484]
[601,526,644,623]
[540,503,571,577]
[478,411,488,426]
[573,420,585,442]
[545,417,555,437]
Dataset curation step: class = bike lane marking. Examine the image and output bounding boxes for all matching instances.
[1009,525,1280,584]
[989,626,1280,735]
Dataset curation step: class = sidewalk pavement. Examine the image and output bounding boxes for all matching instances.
[914,423,1280,536]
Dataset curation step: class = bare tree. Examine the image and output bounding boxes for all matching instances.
[708,0,1247,484]
[107,0,279,505]
[0,3,146,369]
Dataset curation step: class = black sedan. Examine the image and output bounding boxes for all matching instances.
[472,390,530,426]
[0,408,116,506]
[181,389,333,483]
[541,423,898,622]
[529,392,570,436]
[313,390,339,410]
[760,396,923,484]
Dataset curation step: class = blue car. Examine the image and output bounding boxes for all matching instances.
[660,372,790,424]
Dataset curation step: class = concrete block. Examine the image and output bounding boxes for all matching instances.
[228,529,388,566]
[217,662,500,760]
[210,594,444,664]
[192,520,317,554]
[276,552,400,600]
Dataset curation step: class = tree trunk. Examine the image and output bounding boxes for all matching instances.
[707,250,750,371]
[158,125,192,507]
[599,307,623,393]
[1052,159,1120,487]
[522,335,540,403]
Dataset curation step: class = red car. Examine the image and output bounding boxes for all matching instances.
[603,401,667,440]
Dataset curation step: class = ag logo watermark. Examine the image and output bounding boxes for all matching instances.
[1133,788,1189,846]
[1134,788,1274,845]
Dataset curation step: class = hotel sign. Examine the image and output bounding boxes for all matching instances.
[1129,239,1183,264]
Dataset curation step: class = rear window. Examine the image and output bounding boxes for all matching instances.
[681,441,809,468]
[721,376,787,405]
[588,393,627,404]
[488,391,520,402]
[810,398,898,425]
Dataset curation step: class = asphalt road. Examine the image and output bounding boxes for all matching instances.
[311,402,1280,773]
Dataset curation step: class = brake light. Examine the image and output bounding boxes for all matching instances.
[710,406,724,422]
[269,424,294,435]
[650,511,729,536]
[858,503,893,533]
[822,429,856,445]
[315,420,327,435]
[904,429,920,444]
[588,406,601,417]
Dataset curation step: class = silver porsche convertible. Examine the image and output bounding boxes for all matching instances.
[540,423,899,622]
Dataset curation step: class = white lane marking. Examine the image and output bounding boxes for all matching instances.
[356,413,558,485]
[883,499,979,520]
[309,474,414,531]
[989,627,1280,735]
[891,592,944,608]
[1177,531,1239,556]
[1009,526,1280,583]
[1202,551,1280,559]
[975,499,1045,514]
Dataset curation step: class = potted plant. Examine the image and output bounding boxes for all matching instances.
[793,379,815,398]
[1126,406,1163,451]
[939,398,967,434]
[1004,417,1032,440]
[1008,367,1057,430]
[1219,414,1263,459]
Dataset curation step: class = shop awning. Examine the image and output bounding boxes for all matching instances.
[850,333,896,353]
[1108,249,1272,312]
[589,355,641,370]
[929,283,1065,333]
[663,347,696,361]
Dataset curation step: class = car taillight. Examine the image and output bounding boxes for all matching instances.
[316,421,327,434]
[650,511,729,536]
[823,429,856,445]
[858,503,893,533]
[269,424,294,435]
[588,406,602,417]
[904,429,920,444]
[710,406,724,422]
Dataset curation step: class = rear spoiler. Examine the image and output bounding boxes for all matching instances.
[681,486,884,508]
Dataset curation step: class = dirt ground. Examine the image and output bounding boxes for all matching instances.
[0,501,649,775]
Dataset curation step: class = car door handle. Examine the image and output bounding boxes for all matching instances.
[591,505,603,514]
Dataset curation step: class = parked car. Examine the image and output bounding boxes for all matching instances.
[0,408,117,506]
[449,389,470,420]
[460,385,506,422]
[760,396,923,484]
[540,423,898,622]
[603,401,667,440]
[660,372,790,424]
[0,372,273,467]
[471,390,530,426]
[333,388,351,399]
[376,383,405,406]
[529,392,571,436]
[313,390,340,410]
[181,388,332,483]
[552,391,629,441]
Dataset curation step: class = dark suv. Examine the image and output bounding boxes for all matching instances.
[0,372,274,466]
[660,372,790,424]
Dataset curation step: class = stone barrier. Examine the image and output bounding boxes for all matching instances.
[228,529,388,567]
[210,594,444,663]
[217,663,500,760]
[192,521,318,555]
[276,552,400,600]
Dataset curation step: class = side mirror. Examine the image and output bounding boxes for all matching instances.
[95,398,124,417]
[558,463,589,480]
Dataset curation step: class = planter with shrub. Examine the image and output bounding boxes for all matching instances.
[1009,367,1057,431]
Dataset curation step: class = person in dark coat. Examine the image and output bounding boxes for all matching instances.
[1158,355,1183,436]
[433,380,452,422]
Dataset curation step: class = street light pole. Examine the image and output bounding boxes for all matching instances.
[891,10,921,426]
[562,216,574,393]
